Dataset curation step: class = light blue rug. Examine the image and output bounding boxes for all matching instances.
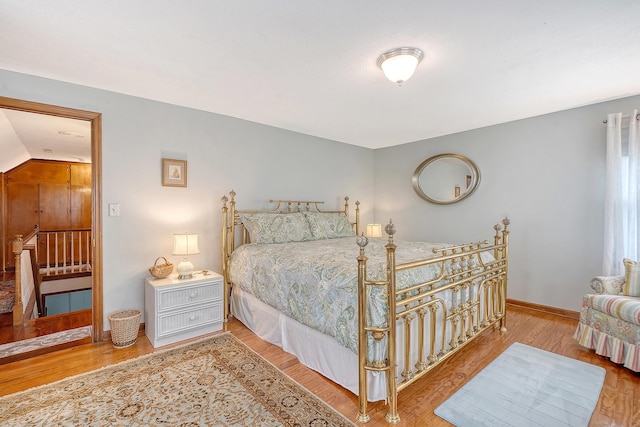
[435,342,605,427]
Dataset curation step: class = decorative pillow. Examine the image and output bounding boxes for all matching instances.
[240,212,312,244]
[302,211,355,240]
[623,258,640,297]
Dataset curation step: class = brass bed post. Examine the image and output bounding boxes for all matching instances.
[221,190,237,322]
[355,200,360,236]
[356,220,400,424]
[384,220,400,424]
[344,196,360,235]
[498,218,510,332]
[356,234,370,424]
[221,194,229,322]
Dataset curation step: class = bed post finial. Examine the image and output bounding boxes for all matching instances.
[501,217,510,247]
[356,232,368,249]
[385,219,397,240]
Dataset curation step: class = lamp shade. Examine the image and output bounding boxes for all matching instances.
[366,224,382,238]
[377,47,424,85]
[172,233,200,256]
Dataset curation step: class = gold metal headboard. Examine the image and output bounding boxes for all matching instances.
[268,199,324,212]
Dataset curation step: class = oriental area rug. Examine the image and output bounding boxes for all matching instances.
[435,342,605,427]
[0,280,16,313]
[0,332,355,426]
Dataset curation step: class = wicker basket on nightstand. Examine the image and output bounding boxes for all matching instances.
[149,257,173,279]
[108,309,142,348]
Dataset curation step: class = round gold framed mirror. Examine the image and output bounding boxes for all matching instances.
[412,153,480,204]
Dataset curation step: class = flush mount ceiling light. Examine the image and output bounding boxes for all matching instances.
[58,130,85,138]
[377,47,424,85]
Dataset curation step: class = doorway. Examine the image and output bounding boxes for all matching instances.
[0,96,103,346]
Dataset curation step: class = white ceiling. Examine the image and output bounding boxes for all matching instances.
[1,1,640,149]
[0,109,91,172]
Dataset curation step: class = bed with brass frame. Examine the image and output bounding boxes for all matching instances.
[221,190,510,424]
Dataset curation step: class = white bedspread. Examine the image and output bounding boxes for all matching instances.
[229,236,474,354]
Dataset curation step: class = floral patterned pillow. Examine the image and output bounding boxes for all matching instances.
[240,212,313,244]
[302,211,355,240]
[623,258,640,297]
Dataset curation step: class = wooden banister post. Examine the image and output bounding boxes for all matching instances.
[12,235,24,325]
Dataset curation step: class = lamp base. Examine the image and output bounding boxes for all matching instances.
[176,260,194,280]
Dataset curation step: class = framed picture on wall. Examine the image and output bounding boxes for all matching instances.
[162,158,187,187]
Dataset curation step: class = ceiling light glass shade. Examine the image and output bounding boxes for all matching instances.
[377,47,424,85]
[172,233,200,279]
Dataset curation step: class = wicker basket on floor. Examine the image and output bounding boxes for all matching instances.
[108,309,142,348]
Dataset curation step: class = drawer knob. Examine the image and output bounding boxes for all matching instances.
[189,315,196,321]
[189,293,196,299]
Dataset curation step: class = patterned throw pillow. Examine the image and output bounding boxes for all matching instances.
[240,212,313,244]
[622,258,640,297]
[302,211,355,240]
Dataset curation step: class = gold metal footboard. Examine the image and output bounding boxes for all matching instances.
[356,218,510,424]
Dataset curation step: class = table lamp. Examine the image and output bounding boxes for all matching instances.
[172,233,200,279]
[366,224,382,238]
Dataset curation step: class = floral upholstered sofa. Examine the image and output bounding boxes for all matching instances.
[574,259,640,372]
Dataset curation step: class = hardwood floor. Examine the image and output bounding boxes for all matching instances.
[0,304,637,426]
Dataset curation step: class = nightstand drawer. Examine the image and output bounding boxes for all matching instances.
[157,302,222,338]
[157,281,221,311]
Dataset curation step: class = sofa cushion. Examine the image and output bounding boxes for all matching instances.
[590,275,625,295]
[587,294,640,326]
[623,258,640,297]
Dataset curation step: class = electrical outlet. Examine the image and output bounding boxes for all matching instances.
[108,203,120,217]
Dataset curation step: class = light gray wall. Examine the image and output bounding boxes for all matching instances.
[0,69,375,328]
[374,94,640,311]
[3,67,638,322]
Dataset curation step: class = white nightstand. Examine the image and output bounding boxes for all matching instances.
[144,270,223,348]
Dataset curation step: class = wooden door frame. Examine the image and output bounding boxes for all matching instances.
[0,96,104,342]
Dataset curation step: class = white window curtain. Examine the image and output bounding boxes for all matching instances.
[603,110,640,275]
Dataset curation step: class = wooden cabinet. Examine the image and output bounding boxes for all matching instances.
[144,271,223,348]
[70,162,91,229]
[6,181,39,242]
[3,160,92,269]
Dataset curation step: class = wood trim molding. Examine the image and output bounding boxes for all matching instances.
[506,298,580,321]
[0,96,104,342]
[1,172,5,272]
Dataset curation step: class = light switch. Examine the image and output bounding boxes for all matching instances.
[109,203,120,217]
